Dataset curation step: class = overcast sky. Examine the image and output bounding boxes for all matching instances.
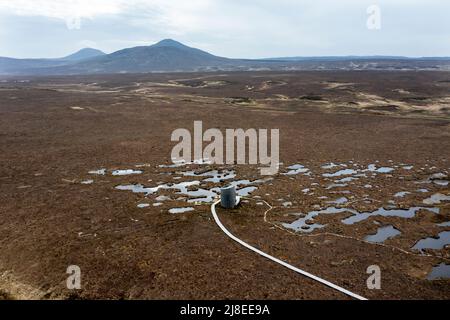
[0,0,449,59]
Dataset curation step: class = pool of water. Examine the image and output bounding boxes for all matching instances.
[182,169,236,183]
[237,186,258,197]
[155,195,171,202]
[116,180,201,196]
[342,207,439,225]
[423,193,450,205]
[282,204,441,232]
[335,177,358,183]
[322,163,340,169]
[283,207,354,233]
[89,169,106,175]
[283,164,309,175]
[394,191,411,198]
[412,231,450,252]
[115,184,161,195]
[427,263,450,280]
[159,158,212,168]
[375,167,394,173]
[433,180,449,186]
[364,225,401,243]
[438,221,450,227]
[112,169,143,176]
[169,207,195,214]
[115,172,264,204]
[366,164,394,173]
[326,183,348,189]
[184,188,219,203]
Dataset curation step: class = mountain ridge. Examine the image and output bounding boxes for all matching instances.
[62,48,106,61]
[1,39,449,75]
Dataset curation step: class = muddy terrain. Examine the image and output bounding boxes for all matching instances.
[0,71,449,300]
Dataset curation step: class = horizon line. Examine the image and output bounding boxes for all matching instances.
[2,39,450,61]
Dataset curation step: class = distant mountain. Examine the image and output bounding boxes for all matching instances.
[265,56,410,62]
[152,39,193,49]
[1,39,449,75]
[0,47,106,74]
[0,57,67,74]
[62,48,106,61]
[43,39,236,74]
[265,55,450,62]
